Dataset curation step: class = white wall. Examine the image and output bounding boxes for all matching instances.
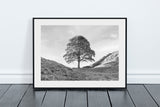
[0,0,160,83]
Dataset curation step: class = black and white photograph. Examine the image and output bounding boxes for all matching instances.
[41,25,119,81]
[33,18,126,88]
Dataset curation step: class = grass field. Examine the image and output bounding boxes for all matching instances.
[41,57,119,81]
[70,67,118,80]
[41,66,118,81]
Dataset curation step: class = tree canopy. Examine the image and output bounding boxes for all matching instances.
[63,35,95,68]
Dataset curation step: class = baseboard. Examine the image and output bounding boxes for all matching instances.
[0,73,160,84]
[0,74,32,84]
[127,74,160,84]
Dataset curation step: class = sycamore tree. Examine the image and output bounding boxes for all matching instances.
[63,35,95,68]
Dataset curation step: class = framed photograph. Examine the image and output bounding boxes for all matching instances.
[33,18,127,89]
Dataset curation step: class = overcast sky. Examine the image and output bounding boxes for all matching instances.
[41,25,119,68]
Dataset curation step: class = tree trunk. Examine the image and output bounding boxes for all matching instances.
[77,50,81,68]
[77,55,80,68]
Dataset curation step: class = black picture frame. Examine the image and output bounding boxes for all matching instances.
[33,17,127,89]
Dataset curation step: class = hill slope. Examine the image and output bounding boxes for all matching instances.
[41,57,73,80]
[84,51,119,68]
[41,51,119,81]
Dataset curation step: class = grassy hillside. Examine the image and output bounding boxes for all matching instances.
[41,57,88,80]
[72,66,118,80]
[41,57,73,80]
[41,52,118,81]
[85,51,119,68]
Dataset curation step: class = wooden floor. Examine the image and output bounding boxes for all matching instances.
[0,85,160,107]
